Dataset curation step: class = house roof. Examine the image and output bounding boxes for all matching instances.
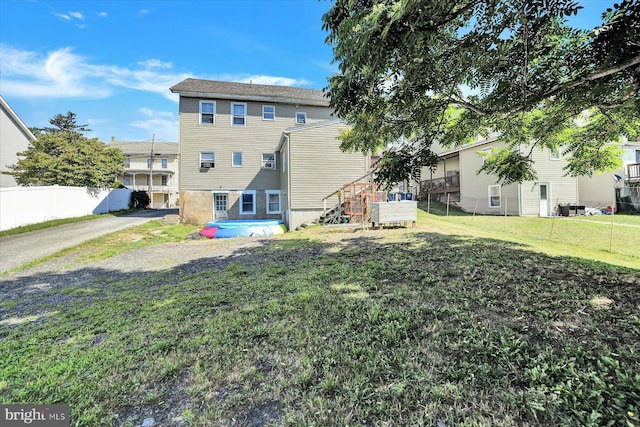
[435,136,500,158]
[107,140,179,156]
[277,118,346,151]
[0,95,37,142]
[170,78,330,107]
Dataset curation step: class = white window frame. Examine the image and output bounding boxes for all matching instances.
[123,175,132,186]
[480,147,493,165]
[232,152,243,167]
[214,192,229,213]
[200,100,216,125]
[147,158,152,168]
[231,102,247,126]
[200,152,215,169]
[161,175,168,186]
[124,157,130,168]
[549,149,560,160]
[488,185,501,208]
[240,190,256,215]
[295,112,307,124]
[161,158,168,168]
[266,190,281,214]
[262,105,275,121]
[261,153,276,170]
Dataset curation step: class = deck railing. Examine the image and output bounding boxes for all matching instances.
[420,175,460,194]
[627,163,640,181]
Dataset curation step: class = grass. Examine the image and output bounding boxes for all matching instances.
[1,213,639,426]
[419,201,640,265]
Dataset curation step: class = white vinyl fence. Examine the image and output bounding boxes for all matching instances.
[0,185,133,231]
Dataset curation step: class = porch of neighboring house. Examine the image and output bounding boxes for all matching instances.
[122,171,174,208]
[618,162,640,213]
[419,152,460,203]
[627,163,640,183]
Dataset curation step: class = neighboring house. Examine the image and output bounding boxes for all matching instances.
[108,139,179,208]
[0,95,36,187]
[577,136,640,211]
[169,78,369,230]
[421,137,579,216]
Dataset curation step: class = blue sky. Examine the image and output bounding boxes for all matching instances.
[0,0,615,144]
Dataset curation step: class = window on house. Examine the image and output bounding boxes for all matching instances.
[123,176,131,186]
[161,158,168,168]
[262,105,275,121]
[161,175,167,186]
[231,102,247,126]
[124,157,130,168]
[550,149,560,160]
[147,158,152,168]
[262,153,276,169]
[215,193,228,212]
[240,190,256,214]
[200,152,215,168]
[488,185,501,208]
[295,112,307,124]
[232,152,243,167]
[480,147,493,165]
[200,100,216,124]
[266,190,281,214]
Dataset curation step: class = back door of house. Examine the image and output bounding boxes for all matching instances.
[214,192,228,220]
[539,183,549,217]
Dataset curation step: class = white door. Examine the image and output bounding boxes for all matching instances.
[539,183,549,217]
[214,193,228,220]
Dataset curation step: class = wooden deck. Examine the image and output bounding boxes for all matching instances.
[420,175,460,194]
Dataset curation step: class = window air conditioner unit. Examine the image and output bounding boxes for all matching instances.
[201,162,214,168]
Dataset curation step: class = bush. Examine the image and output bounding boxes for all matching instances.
[130,191,150,209]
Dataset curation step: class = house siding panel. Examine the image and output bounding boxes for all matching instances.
[458,141,518,215]
[179,97,332,192]
[519,146,578,216]
[289,122,368,210]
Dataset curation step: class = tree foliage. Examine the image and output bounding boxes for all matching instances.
[323,0,640,185]
[5,112,124,188]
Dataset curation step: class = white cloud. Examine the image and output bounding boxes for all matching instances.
[53,12,72,21]
[138,59,173,69]
[98,12,108,18]
[139,9,150,16]
[130,109,178,141]
[52,10,84,21]
[238,75,309,86]
[0,44,311,104]
[0,45,190,100]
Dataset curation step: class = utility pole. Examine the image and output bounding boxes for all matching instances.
[149,134,155,208]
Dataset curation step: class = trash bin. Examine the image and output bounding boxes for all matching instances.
[559,204,570,217]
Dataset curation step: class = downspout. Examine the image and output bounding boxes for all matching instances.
[283,133,291,230]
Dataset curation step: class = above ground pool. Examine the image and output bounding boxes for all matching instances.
[199,219,286,239]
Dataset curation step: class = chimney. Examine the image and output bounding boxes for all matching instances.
[111,136,116,142]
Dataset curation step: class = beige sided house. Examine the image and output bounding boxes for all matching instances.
[421,137,579,216]
[170,79,369,230]
[108,139,179,208]
[0,95,37,187]
[577,137,640,211]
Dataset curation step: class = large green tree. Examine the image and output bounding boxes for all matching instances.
[323,0,640,185]
[6,112,124,188]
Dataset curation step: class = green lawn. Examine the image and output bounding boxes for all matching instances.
[1,215,639,426]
